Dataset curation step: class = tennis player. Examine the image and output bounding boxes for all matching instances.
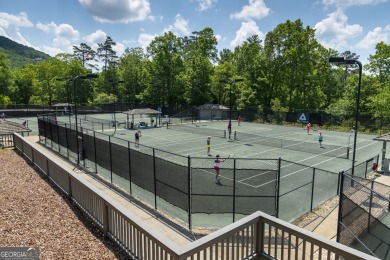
[213,155,225,185]
[238,115,241,126]
[306,123,311,134]
[318,132,323,148]
[207,136,211,156]
[135,129,141,147]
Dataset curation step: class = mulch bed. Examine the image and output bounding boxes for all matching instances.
[0,149,130,259]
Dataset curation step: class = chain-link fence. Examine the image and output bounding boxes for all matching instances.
[37,114,379,230]
[338,173,390,259]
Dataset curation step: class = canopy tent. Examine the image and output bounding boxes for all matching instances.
[122,108,162,128]
[53,103,74,115]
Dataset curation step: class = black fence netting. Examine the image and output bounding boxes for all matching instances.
[344,156,379,179]
[57,124,68,149]
[279,160,314,221]
[155,151,189,211]
[129,149,155,192]
[38,115,380,230]
[190,157,278,216]
[111,142,130,180]
[338,173,390,259]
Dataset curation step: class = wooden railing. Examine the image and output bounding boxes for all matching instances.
[13,133,379,260]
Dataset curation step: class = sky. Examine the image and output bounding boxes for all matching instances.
[0,0,389,66]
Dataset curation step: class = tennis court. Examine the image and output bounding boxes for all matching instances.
[78,113,379,173]
[34,113,382,228]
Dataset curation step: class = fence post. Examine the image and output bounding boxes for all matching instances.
[153,148,157,210]
[337,170,343,195]
[43,117,47,146]
[128,141,132,195]
[365,160,369,178]
[368,181,374,232]
[49,118,53,148]
[276,157,281,218]
[81,127,85,168]
[109,135,113,183]
[93,131,97,173]
[233,158,236,223]
[336,171,345,242]
[102,202,109,237]
[65,123,69,159]
[310,168,316,211]
[56,120,60,155]
[255,217,264,256]
[188,156,192,230]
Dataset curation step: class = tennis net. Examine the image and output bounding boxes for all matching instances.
[167,123,226,138]
[235,131,350,159]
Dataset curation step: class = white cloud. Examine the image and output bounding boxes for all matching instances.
[197,0,217,11]
[79,0,152,24]
[54,24,80,42]
[138,32,158,51]
[36,22,57,33]
[314,10,362,50]
[163,14,190,36]
[215,34,222,43]
[42,45,68,57]
[230,0,270,21]
[230,20,264,47]
[81,29,107,53]
[0,12,34,47]
[322,0,387,8]
[356,27,389,49]
[113,42,126,56]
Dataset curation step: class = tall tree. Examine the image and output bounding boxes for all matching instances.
[146,32,184,111]
[73,43,97,71]
[180,28,218,106]
[120,47,150,106]
[264,19,321,111]
[97,36,118,72]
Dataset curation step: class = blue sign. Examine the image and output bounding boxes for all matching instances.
[297,113,309,123]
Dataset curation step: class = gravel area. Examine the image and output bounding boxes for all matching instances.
[0,149,130,259]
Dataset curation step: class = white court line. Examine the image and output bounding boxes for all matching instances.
[243,141,378,189]
[195,168,259,189]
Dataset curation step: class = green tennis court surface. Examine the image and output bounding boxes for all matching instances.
[30,113,384,226]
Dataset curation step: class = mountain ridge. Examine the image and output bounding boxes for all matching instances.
[0,36,52,68]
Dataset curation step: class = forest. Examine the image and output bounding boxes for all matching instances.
[0,19,389,132]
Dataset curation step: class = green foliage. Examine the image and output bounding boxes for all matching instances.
[0,36,51,69]
[0,25,390,133]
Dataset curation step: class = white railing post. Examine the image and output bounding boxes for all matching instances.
[102,202,109,237]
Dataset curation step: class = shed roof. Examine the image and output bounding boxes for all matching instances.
[196,104,229,110]
[53,103,73,107]
[0,120,30,134]
[122,108,162,115]
[374,133,390,142]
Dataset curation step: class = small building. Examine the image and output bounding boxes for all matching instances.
[122,108,162,129]
[196,104,230,121]
[53,103,73,115]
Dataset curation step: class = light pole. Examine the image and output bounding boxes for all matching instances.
[110,79,125,133]
[56,78,72,124]
[73,74,98,164]
[219,78,244,139]
[328,57,362,177]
